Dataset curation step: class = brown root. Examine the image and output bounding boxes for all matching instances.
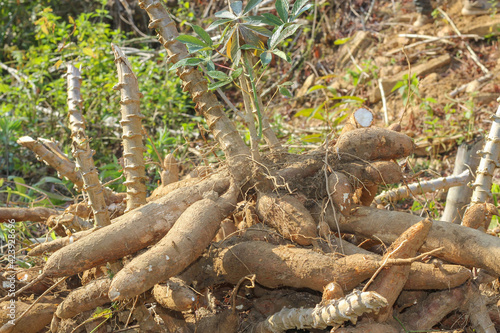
[364,218,432,322]
[327,171,354,216]
[342,206,500,276]
[462,202,498,232]
[334,127,414,161]
[256,192,317,245]
[0,297,60,333]
[55,278,111,319]
[43,176,230,278]
[153,278,196,312]
[108,185,238,301]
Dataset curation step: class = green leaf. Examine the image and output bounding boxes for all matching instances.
[0,178,3,188]
[230,1,243,15]
[294,107,314,118]
[231,67,243,79]
[176,35,207,47]
[279,86,292,98]
[191,24,212,46]
[33,176,64,187]
[169,57,203,71]
[260,51,272,65]
[261,13,284,26]
[208,79,232,90]
[331,95,365,103]
[292,0,309,16]
[269,23,301,49]
[240,44,262,50]
[244,0,264,14]
[206,60,216,71]
[301,133,323,143]
[307,84,326,94]
[334,37,352,45]
[207,18,233,30]
[276,0,289,23]
[391,81,405,92]
[271,49,290,62]
[215,10,237,19]
[228,29,241,65]
[239,25,266,48]
[207,70,230,80]
[12,177,26,194]
[244,24,273,38]
[268,25,283,49]
[291,3,312,20]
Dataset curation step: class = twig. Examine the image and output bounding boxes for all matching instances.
[449,73,493,97]
[437,8,489,74]
[118,0,150,38]
[378,78,389,125]
[323,143,344,255]
[362,240,406,292]
[0,61,37,97]
[231,274,256,313]
[385,247,444,265]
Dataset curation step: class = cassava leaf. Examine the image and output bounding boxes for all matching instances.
[244,0,264,14]
[169,57,203,71]
[291,3,312,20]
[268,25,283,49]
[269,23,301,49]
[191,24,213,46]
[261,13,284,26]
[334,37,352,45]
[207,18,233,30]
[231,67,243,79]
[176,35,207,47]
[275,0,289,22]
[244,24,273,37]
[207,70,230,80]
[279,86,292,98]
[260,51,272,65]
[271,49,290,62]
[215,10,237,19]
[230,1,243,15]
[208,79,232,90]
[292,0,309,16]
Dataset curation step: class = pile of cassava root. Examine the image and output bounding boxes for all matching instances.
[2,1,500,332]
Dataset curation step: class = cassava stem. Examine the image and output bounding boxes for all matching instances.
[253,290,388,332]
[471,104,500,203]
[374,169,470,204]
[111,44,147,212]
[17,136,83,189]
[67,65,110,227]
[138,0,252,186]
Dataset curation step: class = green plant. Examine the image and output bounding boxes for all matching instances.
[0,118,24,176]
[293,85,364,142]
[1,4,194,189]
[392,73,419,106]
[172,0,312,140]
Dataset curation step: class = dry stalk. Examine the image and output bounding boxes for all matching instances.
[66,65,110,227]
[111,44,147,212]
[375,169,469,204]
[17,136,83,189]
